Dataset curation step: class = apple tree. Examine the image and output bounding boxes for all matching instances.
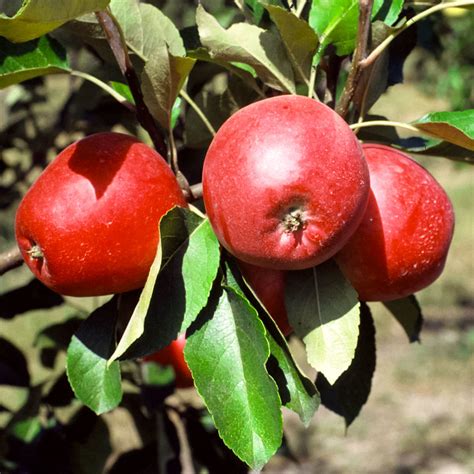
[0,0,473,472]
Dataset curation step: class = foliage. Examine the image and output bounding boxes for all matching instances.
[0,0,473,471]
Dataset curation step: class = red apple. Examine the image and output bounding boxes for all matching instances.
[15,132,187,296]
[238,261,292,336]
[202,95,370,270]
[336,144,454,301]
[143,335,193,389]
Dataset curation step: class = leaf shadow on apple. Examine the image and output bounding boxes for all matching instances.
[67,137,131,199]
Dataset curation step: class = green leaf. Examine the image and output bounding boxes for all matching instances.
[10,417,42,442]
[265,323,320,426]
[309,0,384,56]
[383,295,423,343]
[67,0,185,62]
[316,302,376,427]
[412,110,474,151]
[109,207,220,362]
[196,5,295,93]
[374,0,404,26]
[285,260,360,384]
[138,2,185,59]
[265,5,318,84]
[245,0,265,24]
[141,45,195,130]
[185,286,283,470]
[170,96,182,129]
[0,35,69,88]
[66,298,122,415]
[109,81,135,104]
[0,0,110,42]
[225,261,320,426]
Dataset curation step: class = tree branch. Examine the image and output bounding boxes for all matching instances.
[336,0,374,119]
[0,247,23,276]
[360,0,474,70]
[95,10,167,157]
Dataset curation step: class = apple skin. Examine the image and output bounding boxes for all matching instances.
[143,335,193,389]
[238,261,292,336]
[15,132,187,297]
[202,95,370,270]
[335,144,455,301]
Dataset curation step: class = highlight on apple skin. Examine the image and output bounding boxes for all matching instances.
[15,132,187,297]
[202,95,370,271]
[335,144,455,302]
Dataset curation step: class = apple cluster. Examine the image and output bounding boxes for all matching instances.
[203,95,454,334]
[14,95,454,380]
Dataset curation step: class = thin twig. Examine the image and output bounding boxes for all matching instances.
[183,183,203,202]
[336,0,374,118]
[360,0,474,70]
[95,10,167,157]
[70,70,136,112]
[179,90,216,137]
[349,120,421,134]
[0,247,23,275]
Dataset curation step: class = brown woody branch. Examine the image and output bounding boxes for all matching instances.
[336,0,374,119]
[95,10,167,157]
[0,247,23,275]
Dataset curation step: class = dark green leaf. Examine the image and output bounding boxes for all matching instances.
[225,261,320,426]
[141,45,195,130]
[110,207,220,361]
[316,302,376,427]
[0,35,69,89]
[196,5,295,93]
[412,110,474,151]
[285,260,360,384]
[265,5,318,84]
[66,298,122,414]
[383,295,423,343]
[0,0,110,42]
[185,286,283,469]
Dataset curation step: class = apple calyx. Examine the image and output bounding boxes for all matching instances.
[282,208,306,233]
[27,244,43,259]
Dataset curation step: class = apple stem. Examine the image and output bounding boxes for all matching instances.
[27,245,44,260]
